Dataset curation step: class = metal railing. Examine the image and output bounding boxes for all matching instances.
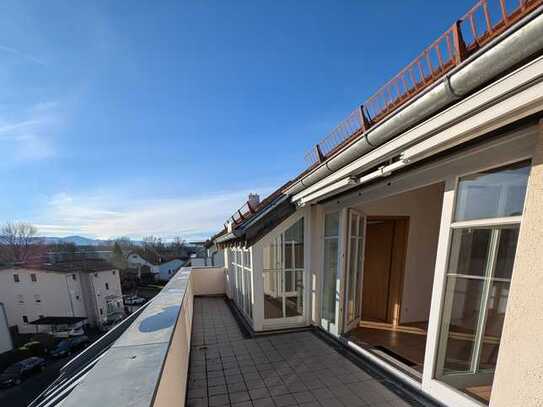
[304,0,543,167]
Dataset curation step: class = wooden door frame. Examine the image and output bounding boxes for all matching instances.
[365,216,410,327]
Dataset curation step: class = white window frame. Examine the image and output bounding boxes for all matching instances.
[319,207,348,337]
[423,158,531,407]
[231,246,253,321]
[315,126,537,406]
[257,208,310,330]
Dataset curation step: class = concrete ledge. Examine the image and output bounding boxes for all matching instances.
[60,269,192,407]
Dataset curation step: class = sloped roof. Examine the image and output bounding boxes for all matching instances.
[6,259,116,273]
[214,193,296,247]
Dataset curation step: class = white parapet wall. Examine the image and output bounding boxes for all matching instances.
[48,266,229,407]
[190,266,227,296]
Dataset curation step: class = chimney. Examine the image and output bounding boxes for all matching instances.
[247,193,260,210]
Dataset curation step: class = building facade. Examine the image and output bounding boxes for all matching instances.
[0,263,123,334]
[0,303,13,353]
[212,3,543,406]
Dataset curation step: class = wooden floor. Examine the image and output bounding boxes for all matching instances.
[347,323,493,403]
[347,322,428,374]
[465,385,492,403]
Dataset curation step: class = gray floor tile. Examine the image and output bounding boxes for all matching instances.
[188,298,429,407]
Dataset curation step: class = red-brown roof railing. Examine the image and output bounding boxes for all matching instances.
[304,0,543,167]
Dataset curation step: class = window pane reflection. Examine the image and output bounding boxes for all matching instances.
[436,225,519,404]
[263,218,304,319]
[454,161,530,222]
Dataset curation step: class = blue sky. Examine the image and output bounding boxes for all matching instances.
[0,0,475,241]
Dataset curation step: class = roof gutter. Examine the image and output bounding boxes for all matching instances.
[285,7,543,197]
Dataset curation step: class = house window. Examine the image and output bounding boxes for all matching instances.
[231,247,253,319]
[99,308,103,315]
[22,315,28,323]
[435,161,530,404]
[30,273,37,282]
[105,283,109,290]
[263,217,304,320]
[112,270,116,275]
[76,295,80,300]
[13,274,20,283]
[34,294,41,303]
[72,274,77,280]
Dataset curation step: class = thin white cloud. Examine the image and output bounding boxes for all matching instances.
[0,101,60,161]
[34,188,273,241]
[0,120,40,135]
[0,44,46,66]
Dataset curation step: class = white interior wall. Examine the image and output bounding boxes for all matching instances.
[355,182,444,324]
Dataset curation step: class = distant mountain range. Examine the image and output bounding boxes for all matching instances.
[40,235,112,246]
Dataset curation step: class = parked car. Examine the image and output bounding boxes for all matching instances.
[52,322,86,338]
[18,341,47,355]
[0,357,46,387]
[50,336,90,358]
[123,295,145,305]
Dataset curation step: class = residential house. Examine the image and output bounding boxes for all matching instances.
[126,250,184,282]
[126,251,160,278]
[0,260,123,334]
[156,258,185,281]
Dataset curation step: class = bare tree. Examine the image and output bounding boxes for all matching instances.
[0,222,43,263]
[114,236,134,250]
[142,235,164,250]
[169,236,188,258]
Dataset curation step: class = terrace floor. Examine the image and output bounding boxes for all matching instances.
[187,297,437,407]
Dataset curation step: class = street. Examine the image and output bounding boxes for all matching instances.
[0,355,71,407]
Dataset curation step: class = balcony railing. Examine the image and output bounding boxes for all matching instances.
[29,266,227,407]
[304,0,543,167]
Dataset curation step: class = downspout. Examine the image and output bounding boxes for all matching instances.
[286,8,543,196]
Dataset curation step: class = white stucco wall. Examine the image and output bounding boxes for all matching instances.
[0,303,13,354]
[491,123,543,407]
[85,269,124,325]
[190,267,226,295]
[354,182,444,324]
[0,268,86,334]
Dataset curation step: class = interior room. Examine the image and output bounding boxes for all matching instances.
[345,182,445,378]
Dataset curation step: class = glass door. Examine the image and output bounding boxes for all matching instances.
[433,161,530,404]
[263,218,305,321]
[344,209,366,332]
[321,211,342,336]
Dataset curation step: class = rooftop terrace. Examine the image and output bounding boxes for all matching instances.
[188,296,435,407]
[29,267,439,407]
